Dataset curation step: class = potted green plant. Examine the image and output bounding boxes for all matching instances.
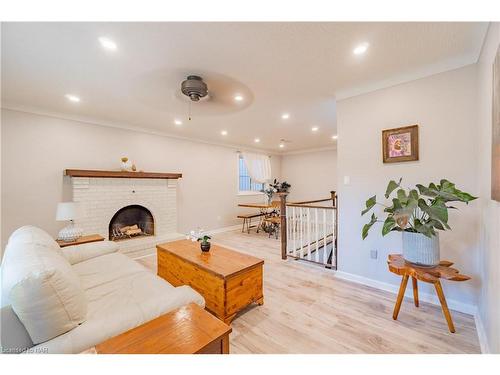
[261,186,276,205]
[270,179,291,193]
[197,235,212,252]
[361,178,477,266]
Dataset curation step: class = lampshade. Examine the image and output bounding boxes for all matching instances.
[56,202,81,221]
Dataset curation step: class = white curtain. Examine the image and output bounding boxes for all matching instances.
[241,152,272,184]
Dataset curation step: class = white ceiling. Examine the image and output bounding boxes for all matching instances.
[1,22,488,153]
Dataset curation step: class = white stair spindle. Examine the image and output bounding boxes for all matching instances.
[307,208,311,260]
[300,207,304,259]
[323,209,327,265]
[315,208,319,263]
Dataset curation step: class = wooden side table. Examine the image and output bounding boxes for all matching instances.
[56,234,104,248]
[387,254,470,333]
[95,303,232,354]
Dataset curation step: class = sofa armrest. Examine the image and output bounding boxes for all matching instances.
[62,240,119,265]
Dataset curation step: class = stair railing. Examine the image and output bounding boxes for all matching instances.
[279,191,337,269]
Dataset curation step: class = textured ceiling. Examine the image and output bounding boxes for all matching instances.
[1,22,488,152]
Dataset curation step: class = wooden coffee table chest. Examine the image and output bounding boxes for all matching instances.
[157,240,264,324]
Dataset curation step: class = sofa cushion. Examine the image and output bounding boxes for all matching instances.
[1,226,87,344]
[7,225,61,254]
[72,252,147,290]
[10,268,87,344]
[62,241,119,266]
[1,226,82,306]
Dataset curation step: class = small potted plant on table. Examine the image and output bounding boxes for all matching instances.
[197,235,212,252]
[361,178,476,267]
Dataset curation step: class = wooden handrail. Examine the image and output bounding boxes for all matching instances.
[286,203,336,209]
[288,191,337,207]
[290,197,333,205]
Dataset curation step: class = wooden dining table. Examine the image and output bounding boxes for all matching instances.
[237,202,278,210]
[238,201,280,233]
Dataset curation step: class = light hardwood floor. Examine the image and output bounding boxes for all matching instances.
[137,229,480,354]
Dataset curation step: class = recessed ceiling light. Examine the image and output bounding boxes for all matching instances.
[279,143,285,148]
[281,113,290,120]
[353,43,369,55]
[254,138,261,143]
[221,130,228,136]
[174,119,182,126]
[65,94,80,103]
[332,135,338,140]
[234,94,244,102]
[311,127,319,132]
[98,37,117,51]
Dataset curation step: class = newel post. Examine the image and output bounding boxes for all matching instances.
[330,191,337,207]
[278,192,288,260]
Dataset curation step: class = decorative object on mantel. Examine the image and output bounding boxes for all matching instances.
[56,202,83,242]
[64,169,182,179]
[269,179,291,194]
[387,254,470,333]
[382,124,419,163]
[361,178,477,266]
[120,157,132,171]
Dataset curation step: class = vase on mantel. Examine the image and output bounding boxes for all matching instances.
[402,231,440,267]
[120,157,132,171]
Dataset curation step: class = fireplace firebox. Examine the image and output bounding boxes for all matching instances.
[109,205,154,241]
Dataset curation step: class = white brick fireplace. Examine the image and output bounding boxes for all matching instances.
[70,174,183,257]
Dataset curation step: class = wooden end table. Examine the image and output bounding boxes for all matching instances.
[387,254,470,333]
[95,303,231,354]
[56,234,104,248]
[157,239,264,324]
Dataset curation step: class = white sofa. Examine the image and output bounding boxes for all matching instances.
[0,226,204,354]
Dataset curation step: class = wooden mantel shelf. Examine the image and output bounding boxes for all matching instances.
[64,169,182,179]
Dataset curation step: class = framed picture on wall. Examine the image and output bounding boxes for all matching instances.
[382,124,419,163]
[492,44,500,202]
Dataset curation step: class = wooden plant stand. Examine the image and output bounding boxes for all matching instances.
[387,254,470,333]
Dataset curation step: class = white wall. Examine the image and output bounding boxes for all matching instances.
[281,149,337,202]
[336,65,480,313]
[476,23,500,354]
[0,109,281,253]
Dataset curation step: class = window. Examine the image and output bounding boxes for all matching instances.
[239,156,264,193]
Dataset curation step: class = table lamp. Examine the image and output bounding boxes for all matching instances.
[56,202,83,242]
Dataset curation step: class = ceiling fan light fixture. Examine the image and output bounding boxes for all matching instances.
[181,75,208,102]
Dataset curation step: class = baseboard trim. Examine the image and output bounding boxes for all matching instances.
[205,224,241,235]
[474,312,490,354]
[130,225,240,260]
[333,270,477,316]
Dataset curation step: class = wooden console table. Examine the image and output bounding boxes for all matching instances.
[56,234,104,248]
[387,254,470,333]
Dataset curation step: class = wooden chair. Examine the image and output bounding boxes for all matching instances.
[264,216,280,239]
[237,213,265,234]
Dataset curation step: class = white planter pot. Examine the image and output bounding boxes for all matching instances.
[402,231,440,267]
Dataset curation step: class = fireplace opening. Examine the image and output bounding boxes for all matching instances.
[109,205,154,241]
